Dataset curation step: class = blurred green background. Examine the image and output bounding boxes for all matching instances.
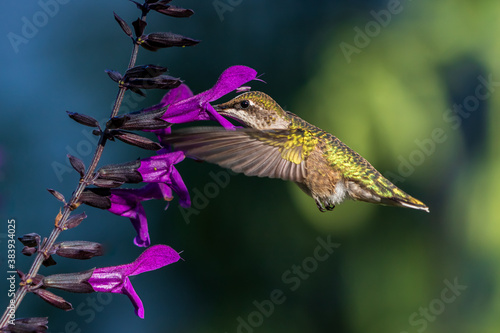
[1,0,499,332]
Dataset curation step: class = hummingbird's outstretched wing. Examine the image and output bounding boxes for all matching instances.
[162,127,308,182]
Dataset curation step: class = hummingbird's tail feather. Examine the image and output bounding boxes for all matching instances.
[346,178,430,212]
[376,180,430,212]
[384,196,430,212]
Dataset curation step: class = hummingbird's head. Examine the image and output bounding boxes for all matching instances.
[214,91,290,130]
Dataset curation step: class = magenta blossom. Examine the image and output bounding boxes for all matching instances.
[109,184,163,247]
[104,84,194,247]
[124,66,258,130]
[88,245,181,318]
[145,83,193,140]
[94,84,196,247]
[102,152,190,247]
[149,65,258,129]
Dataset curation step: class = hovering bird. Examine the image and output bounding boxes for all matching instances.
[163,91,429,212]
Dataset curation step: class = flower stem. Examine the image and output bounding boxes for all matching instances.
[110,14,145,119]
[0,14,147,329]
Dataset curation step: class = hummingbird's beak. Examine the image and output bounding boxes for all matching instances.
[213,104,227,115]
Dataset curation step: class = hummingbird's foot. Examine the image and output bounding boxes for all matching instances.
[325,203,335,211]
[316,200,335,212]
[315,200,325,212]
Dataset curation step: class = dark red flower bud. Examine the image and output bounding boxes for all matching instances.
[106,107,169,131]
[125,64,167,78]
[47,188,66,203]
[66,111,100,128]
[32,289,73,311]
[106,69,123,83]
[68,154,85,177]
[107,65,179,95]
[113,12,132,38]
[42,256,57,267]
[126,75,182,90]
[112,130,163,151]
[53,241,103,260]
[132,18,147,37]
[42,269,95,293]
[149,4,194,17]
[138,32,199,51]
[18,233,40,247]
[41,254,56,267]
[64,212,87,230]
[0,317,48,332]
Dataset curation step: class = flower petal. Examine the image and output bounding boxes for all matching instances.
[137,151,185,183]
[130,205,150,247]
[159,84,193,106]
[122,277,145,318]
[201,65,259,102]
[108,191,150,247]
[204,103,235,129]
[88,245,181,318]
[168,166,191,207]
[161,66,258,126]
[125,244,181,276]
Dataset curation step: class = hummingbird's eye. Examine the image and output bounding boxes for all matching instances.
[240,100,250,109]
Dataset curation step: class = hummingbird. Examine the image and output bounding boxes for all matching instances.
[163,91,429,213]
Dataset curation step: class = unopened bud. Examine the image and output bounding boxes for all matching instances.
[32,289,73,311]
[68,154,85,177]
[66,111,100,128]
[18,233,40,247]
[43,269,95,293]
[149,4,194,18]
[0,317,48,332]
[42,256,57,267]
[138,32,199,51]
[64,212,87,230]
[113,12,132,38]
[132,18,147,37]
[125,64,167,78]
[107,107,169,130]
[53,241,103,260]
[47,188,66,203]
[112,130,163,151]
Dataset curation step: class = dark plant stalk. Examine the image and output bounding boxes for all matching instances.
[0,14,147,328]
[110,13,146,119]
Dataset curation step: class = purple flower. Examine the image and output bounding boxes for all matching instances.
[88,245,181,318]
[151,65,258,129]
[104,87,194,247]
[108,187,152,248]
[104,152,190,247]
[159,82,194,107]
[113,66,258,132]
[145,83,194,140]
[138,151,185,184]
